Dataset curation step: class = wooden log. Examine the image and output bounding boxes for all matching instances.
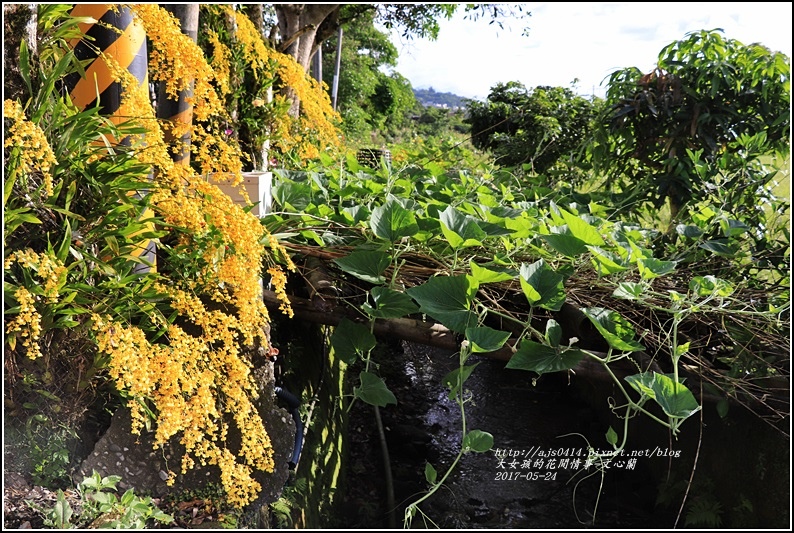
[266,289,548,361]
[263,289,789,412]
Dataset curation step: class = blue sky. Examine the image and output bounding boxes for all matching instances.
[385,2,793,100]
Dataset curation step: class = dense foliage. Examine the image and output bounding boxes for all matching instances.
[266,135,788,524]
[590,29,790,222]
[319,8,416,144]
[466,81,599,174]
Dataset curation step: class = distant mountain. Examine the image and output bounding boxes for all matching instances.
[413,87,468,109]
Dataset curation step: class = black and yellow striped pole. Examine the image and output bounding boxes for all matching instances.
[156,4,199,166]
[66,4,156,273]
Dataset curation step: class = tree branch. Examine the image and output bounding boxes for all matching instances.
[279,23,316,53]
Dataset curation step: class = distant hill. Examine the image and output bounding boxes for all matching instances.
[413,87,468,109]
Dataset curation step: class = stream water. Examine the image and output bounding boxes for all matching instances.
[338,340,668,529]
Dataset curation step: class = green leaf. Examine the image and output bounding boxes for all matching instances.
[442,363,480,400]
[721,218,750,238]
[698,239,739,257]
[559,208,606,245]
[625,372,660,398]
[362,287,419,319]
[19,39,31,94]
[468,261,516,284]
[689,275,734,297]
[354,371,397,407]
[650,374,701,419]
[463,430,494,453]
[273,180,312,211]
[477,219,512,238]
[675,224,704,238]
[519,260,566,311]
[637,258,677,280]
[333,251,391,284]
[439,205,486,249]
[545,319,562,348]
[465,326,510,353]
[370,199,419,242]
[424,462,437,484]
[505,340,586,375]
[56,219,72,263]
[407,275,478,333]
[716,399,729,418]
[298,229,324,246]
[341,205,370,225]
[581,308,644,352]
[588,246,628,275]
[120,488,136,506]
[541,233,588,257]
[625,372,699,419]
[612,282,645,300]
[330,319,376,364]
[53,490,73,529]
[605,426,618,446]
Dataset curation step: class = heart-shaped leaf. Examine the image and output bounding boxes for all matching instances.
[370,199,419,242]
[465,326,511,353]
[407,275,478,333]
[354,371,397,407]
[334,251,391,284]
[439,205,486,249]
[330,319,376,364]
[582,307,644,352]
[362,287,419,319]
[519,260,566,311]
[506,340,586,375]
[463,430,494,453]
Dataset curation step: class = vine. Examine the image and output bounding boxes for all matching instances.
[266,147,788,525]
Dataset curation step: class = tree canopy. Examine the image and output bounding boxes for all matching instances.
[465,81,598,174]
[590,29,790,221]
[319,7,416,142]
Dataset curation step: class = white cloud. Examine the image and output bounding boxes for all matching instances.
[387,2,792,100]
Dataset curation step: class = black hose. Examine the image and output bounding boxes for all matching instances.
[275,386,303,469]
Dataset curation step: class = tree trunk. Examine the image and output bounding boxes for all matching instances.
[3,4,37,103]
[274,3,340,116]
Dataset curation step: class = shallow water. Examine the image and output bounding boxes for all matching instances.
[339,340,666,529]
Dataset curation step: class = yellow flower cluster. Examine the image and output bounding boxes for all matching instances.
[77,4,301,507]
[267,266,293,318]
[101,52,183,186]
[151,176,273,343]
[272,51,342,159]
[3,99,59,198]
[130,4,223,122]
[267,232,296,272]
[223,7,342,159]
[5,287,43,360]
[224,5,270,77]
[91,301,275,508]
[130,4,245,184]
[191,123,244,182]
[4,250,66,360]
[207,31,232,98]
[4,249,66,301]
